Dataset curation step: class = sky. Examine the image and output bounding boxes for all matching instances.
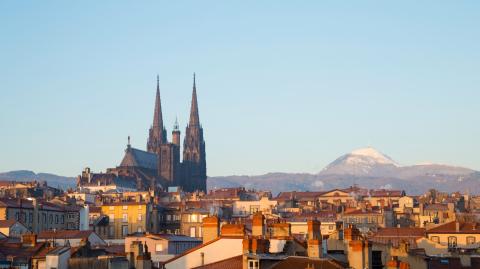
[0,1,479,177]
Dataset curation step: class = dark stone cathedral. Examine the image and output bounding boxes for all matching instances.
[116,74,207,192]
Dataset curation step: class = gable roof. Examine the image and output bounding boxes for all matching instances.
[120,147,158,170]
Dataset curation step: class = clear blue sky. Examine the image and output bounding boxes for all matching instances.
[1,1,479,177]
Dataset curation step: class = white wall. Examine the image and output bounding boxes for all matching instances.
[165,238,243,269]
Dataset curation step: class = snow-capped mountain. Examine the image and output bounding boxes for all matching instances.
[320,147,399,176]
[320,147,474,179]
[209,147,479,194]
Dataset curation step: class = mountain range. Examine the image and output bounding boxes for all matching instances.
[1,147,478,195]
[208,147,480,195]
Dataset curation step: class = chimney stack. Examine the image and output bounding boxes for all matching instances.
[21,233,37,248]
[307,220,322,258]
[202,216,220,243]
[252,212,265,237]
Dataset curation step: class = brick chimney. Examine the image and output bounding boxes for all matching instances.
[221,223,245,237]
[307,220,322,258]
[344,224,361,242]
[347,240,372,269]
[271,223,291,238]
[21,233,37,248]
[252,212,265,237]
[202,216,220,243]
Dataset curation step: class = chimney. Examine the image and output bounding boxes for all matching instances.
[456,221,460,232]
[344,224,361,242]
[202,216,220,243]
[32,198,39,234]
[347,239,372,269]
[252,212,265,237]
[21,233,37,248]
[221,223,245,237]
[307,220,322,258]
[271,223,291,238]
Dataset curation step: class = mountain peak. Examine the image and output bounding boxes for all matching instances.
[349,147,398,166]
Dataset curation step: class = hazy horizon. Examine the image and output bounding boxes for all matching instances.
[1,1,479,177]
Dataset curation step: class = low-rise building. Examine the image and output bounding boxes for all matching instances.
[125,233,202,267]
[232,196,278,217]
[100,201,152,239]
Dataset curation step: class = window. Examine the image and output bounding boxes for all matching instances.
[138,205,142,210]
[109,226,115,237]
[55,215,59,224]
[109,214,115,223]
[122,214,128,223]
[109,206,114,211]
[49,215,53,224]
[191,214,198,223]
[15,212,19,221]
[248,260,259,269]
[29,213,33,223]
[190,226,196,237]
[448,236,457,248]
[122,205,128,210]
[431,236,440,243]
[122,225,129,236]
[155,243,163,252]
[467,236,476,245]
[166,215,171,221]
[137,227,143,233]
[250,205,260,214]
[61,215,64,224]
[138,214,142,221]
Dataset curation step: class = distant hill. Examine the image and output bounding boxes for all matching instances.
[0,170,76,190]
[208,147,480,195]
[3,147,478,195]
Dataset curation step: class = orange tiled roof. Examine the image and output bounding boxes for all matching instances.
[427,221,480,234]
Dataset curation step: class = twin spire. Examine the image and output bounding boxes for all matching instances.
[152,73,201,133]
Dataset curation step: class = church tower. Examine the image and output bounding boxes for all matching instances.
[182,73,207,192]
[147,75,167,153]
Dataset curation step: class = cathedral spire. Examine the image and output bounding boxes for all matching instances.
[189,72,200,126]
[147,75,166,152]
[153,75,164,129]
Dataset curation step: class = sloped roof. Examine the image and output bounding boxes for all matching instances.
[369,227,425,248]
[192,255,242,269]
[276,191,325,201]
[119,147,158,170]
[83,173,137,189]
[0,220,17,228]
[38,230,95,240]
[270,256,346,269]
[427,221,480,234]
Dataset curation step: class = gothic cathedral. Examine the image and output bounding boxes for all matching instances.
[119,74,207,192]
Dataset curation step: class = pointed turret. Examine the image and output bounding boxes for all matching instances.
[189,73,200,126]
